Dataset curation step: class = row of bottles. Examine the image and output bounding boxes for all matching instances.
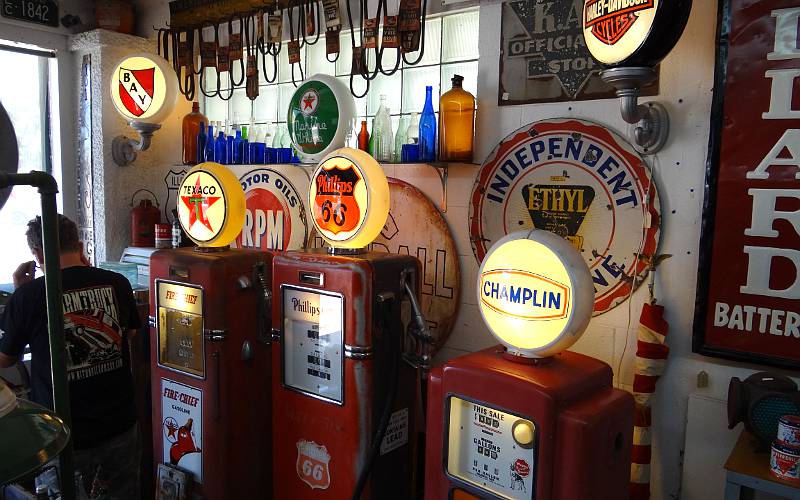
[182,75,475,166]
[356,75,475,163]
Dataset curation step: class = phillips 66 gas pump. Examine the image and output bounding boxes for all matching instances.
[149,163,273,499]
[425,230,634,499]
[271,148,428,499]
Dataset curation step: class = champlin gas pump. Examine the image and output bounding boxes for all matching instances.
[425,230,634,499]
[149,163,273,499]
[271,148,428,499]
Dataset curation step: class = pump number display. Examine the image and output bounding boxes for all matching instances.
[447,397,536,499]
[282,286,344,404]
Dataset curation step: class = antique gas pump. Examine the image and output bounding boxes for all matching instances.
[271,148,426,499]
[425,230,634,499]
[149,163,273,499]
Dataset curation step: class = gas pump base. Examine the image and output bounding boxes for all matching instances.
[272,250,422,499]
[424,346,634,500]
[149,248,273,499]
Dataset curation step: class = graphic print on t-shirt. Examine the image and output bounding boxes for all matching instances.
[62,286,124,381]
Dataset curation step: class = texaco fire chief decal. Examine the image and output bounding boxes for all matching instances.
[469,118,660,315]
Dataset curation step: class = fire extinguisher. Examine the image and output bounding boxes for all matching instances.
[130,189,161,247]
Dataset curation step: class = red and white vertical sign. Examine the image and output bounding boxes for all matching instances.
[695,2,800,368]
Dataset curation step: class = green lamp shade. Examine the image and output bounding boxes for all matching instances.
[0,390,70,484]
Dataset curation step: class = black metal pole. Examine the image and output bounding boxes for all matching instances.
[0,171,74,500]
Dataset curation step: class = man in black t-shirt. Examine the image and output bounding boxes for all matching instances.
[0,215,141,499]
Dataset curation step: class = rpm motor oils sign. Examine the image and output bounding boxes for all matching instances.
[469,119,660,315]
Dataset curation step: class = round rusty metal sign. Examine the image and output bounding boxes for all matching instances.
[469,118,660,315]
[370,178,461,352]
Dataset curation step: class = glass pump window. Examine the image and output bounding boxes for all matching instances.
[157,281,205,377]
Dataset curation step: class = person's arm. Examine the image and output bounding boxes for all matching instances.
[0,291,29,367]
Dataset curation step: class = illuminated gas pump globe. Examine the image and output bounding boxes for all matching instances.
[477,229,595,358]
[177,162,246,248]
[308,148,390,249]
[109,53,178,123]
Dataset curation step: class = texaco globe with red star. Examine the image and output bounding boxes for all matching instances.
[300,89,320,116]
[176,163,246,246]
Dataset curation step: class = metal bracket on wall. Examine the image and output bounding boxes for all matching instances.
[112,121,162,166]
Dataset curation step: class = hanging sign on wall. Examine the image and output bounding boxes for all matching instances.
[231,166,311,251]
[498,0,658,105]
[694,0,800,369]
[469,118,661,316]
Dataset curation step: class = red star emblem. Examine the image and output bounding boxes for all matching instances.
[180,176,221,232]
[302,93,316,110]
[165,419,178,439]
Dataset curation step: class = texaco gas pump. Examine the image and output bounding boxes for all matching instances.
[425,230,634,499]
[149,163,273,499]
[271,148,427,499]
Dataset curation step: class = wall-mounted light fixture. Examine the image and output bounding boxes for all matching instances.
[582,0,693,154]
[109,53,178,166]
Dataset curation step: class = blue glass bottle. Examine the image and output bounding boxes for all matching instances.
[215,129,227,164]
[241,126,250,164]
[419,86,437,162]
[232,128,243,164]
[196,122,207,164]
[204,123,215,162]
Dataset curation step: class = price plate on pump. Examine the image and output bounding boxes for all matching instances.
[447,397,536,499]
[282,286,344,404]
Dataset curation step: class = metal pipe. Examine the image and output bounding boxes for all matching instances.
[0,171,75,500]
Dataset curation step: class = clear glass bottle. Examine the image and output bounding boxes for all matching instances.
[373,95,394,162]
[394,115,408,163]
[419,86,437,162]
[439,75,475,162]
[182,102,208,165]
[406,112,420,145]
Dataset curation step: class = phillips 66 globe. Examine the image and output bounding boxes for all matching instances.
[477,229,595,358]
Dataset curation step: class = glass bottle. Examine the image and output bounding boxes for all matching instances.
[232,127,243,164]
[368,118,376,156]
[215,127,227,164]
[419,86,437,162]
[182,102,208,165]
[241,125,250,164]
[394,115,408,163]
[196,122,207,164]
[406,112,419,145]
[439,75,475,162]
[204,122,216,161]
[227,125,237,164]
[358,120,370,152]
[373,95,394,162]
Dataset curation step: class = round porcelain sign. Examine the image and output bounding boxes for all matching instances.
[309,148,389,249]
[469,118,660,315]
[109,53,178,123]
[478,230,595,358]
[178,163,245,247]
[233,167,310,251]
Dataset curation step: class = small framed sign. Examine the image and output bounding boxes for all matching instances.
[1,0,59,28]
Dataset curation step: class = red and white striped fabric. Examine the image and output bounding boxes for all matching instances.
[630,302,669,500]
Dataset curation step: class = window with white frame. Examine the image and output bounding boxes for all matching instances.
[201,8,479,148]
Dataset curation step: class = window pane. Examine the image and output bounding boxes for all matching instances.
[306,38,336,77]
[336,30,358,76]
[402,65,440,114]
[229,88,252,124]
[254,85,279,123]
[403,18,441,68]
[278,45,303,83]
[441,61,478,99]
[204,94,227,123]
[277,83,296,122]
[367,72,402,116]
[337,76,368,116]
[442,11,479,63]
[0,49,45,283]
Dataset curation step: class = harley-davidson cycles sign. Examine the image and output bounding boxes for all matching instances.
[694,1,800,368]
[498,0,657,105]
[469,118,660,315]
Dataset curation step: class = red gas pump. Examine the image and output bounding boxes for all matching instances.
[271,148,428,499]
[424,230,634,499]
[149,163,273,499]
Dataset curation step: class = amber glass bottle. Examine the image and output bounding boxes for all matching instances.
[439,75,475,162]
[358,120,370,152]
[182,102,208,165]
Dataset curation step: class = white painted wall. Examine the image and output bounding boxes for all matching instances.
[111,1,800,499]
